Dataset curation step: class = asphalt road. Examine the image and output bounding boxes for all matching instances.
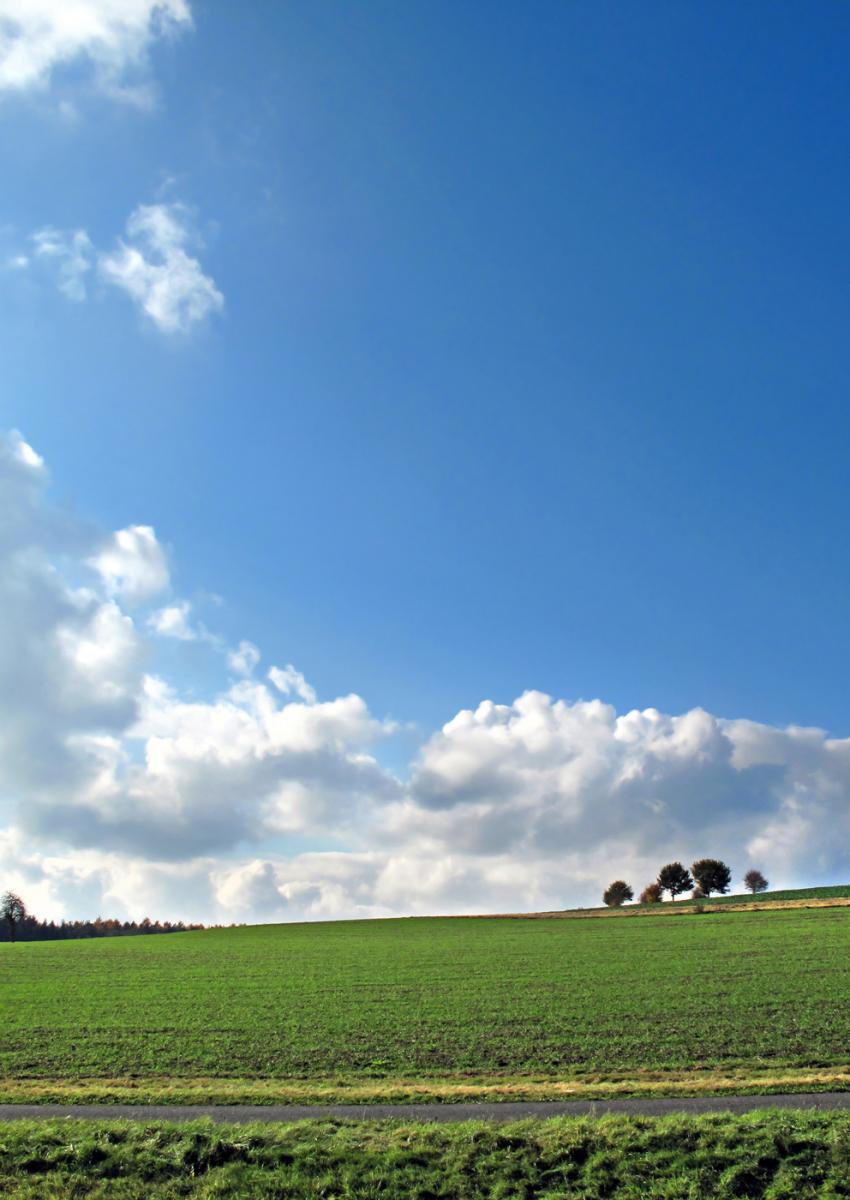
[2,1093,850,1123]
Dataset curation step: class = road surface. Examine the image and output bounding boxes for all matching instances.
[2,1093,850,1122]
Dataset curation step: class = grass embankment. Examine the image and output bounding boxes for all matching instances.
[2,901,850,1104]
[488,883,850,919]
[677,883,850,906]
[2,1113,850,1198]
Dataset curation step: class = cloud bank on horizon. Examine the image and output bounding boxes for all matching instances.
[1,428,848,925]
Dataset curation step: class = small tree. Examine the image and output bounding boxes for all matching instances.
[603,880,633,907]
[639,882,663,904]
[691,859,732,898]
[657,861,693,901]
[743,868,768,894]
[1,892,26,943]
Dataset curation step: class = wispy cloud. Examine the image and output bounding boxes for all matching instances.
[31,227,93,300]
[98,203,224,333]
[269,664,317,706]
[26,202,223,335]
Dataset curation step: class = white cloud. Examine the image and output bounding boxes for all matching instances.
[3,428,850,925]
[228,640,260,677]
[269,663,317,705]
[21,201,223,335]
[0,0,192,107]
[6,428,44,470]
[98,203,223,333]
[32,226,93,300]
[148,600,196,640]
[88,524,169,603]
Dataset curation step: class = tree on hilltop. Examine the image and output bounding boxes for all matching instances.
[639,882,663,903]
[744,869,769,894]
[691,859,732,898]
[603,880,633,907]
[657,862,693,901]
[1,893,26,943]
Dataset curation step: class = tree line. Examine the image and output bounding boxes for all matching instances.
[0,892,206,943]
[603,861,769,907]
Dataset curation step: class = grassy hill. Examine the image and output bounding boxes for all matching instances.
[2,894,850,1104]
[644,882,850,908]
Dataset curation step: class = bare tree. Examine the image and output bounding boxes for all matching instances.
[743,869,768,894]
[1,893,26,943]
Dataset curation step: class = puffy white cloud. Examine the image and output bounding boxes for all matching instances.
[98,204,223,333]
[89,524,169,604]
[0,0,192,107]
[268,663,317,705]
[3,429,850,926]
[147,600,196,640]
[4,428,44,472]
[396,693,782,862]
[0,431,400,872]
[31,227,93,300]
[0,439,145,812]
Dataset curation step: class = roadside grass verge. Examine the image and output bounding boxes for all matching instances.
[2,1112,850,1198]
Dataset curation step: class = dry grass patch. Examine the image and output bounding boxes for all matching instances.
[3,1064,850,1106]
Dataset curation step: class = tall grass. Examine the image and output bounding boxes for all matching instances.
[2,1113,850,1198]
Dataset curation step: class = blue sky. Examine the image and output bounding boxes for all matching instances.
[2,2,850,921]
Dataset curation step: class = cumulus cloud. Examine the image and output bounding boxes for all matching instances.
[147,600,195,640]
[0,430,398,879]
[89,524,169,604]
[0,0,192,107]
[98,203,223,333]
[3,429,850,925]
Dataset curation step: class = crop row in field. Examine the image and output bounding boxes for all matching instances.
[2,905,850,1087]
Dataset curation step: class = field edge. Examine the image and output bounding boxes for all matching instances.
[4,1064,850,1105]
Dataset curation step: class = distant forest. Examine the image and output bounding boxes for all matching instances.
[0,913,206,943]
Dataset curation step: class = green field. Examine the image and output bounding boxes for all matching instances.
[2,903,850,1103]
[2,1112,850,1198]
